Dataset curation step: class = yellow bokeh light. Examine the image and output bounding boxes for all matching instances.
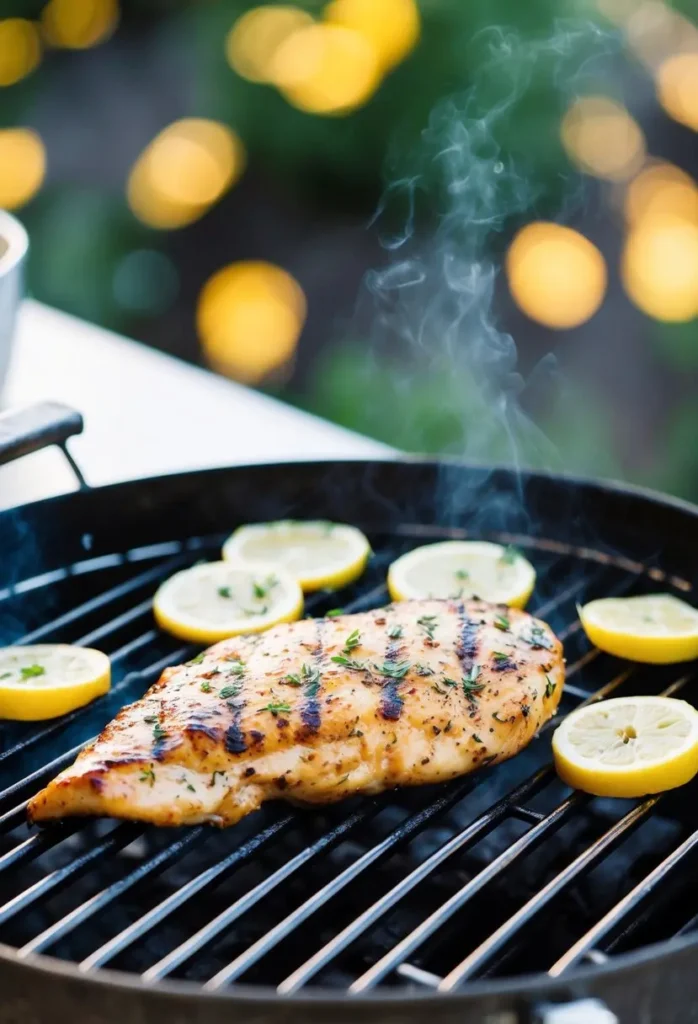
[270,23,381,115]
[506,222,607,330]
[622,216,698,321]
[0,19,41,87]
[197,261,306,384]
[625,2,698,71]
[225,5,313,83]
[41,0,118,49]
[0,128,46,209]
[324,0,420,71]
[657,52,698,131]
[561,96,646,182]
[625,162,698,226]
[127,119,246,230]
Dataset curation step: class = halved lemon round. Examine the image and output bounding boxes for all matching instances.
[153,561,303,643]
[0,645,111,721]
[387,540,536,607]
[222,520,371,592]
[580,594,698,664]
[553,695,698,797]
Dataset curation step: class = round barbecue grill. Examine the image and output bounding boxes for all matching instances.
[1,401,698,1024]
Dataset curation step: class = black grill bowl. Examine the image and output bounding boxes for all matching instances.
[2,446,698,1023]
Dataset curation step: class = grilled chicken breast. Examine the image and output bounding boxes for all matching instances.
[28,599,564,828]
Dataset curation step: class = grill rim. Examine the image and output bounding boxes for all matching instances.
[2,454,698,1008]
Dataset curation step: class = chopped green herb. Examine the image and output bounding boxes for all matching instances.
[300,663,321,685]
[376,660,411,679]
[20,664,45,679]
[494,615,510,631]
[343,628,361,653]
[545,675,556,698]
[284,673,302,686]
[463,666,485,700]
[139,767,155,786]
[414,663,434,677]
[153,722,167,742]
[226,660,245,676]
[388,624,403,639]
[253,580,267,599]
[473,734,483,743]
[210,770,226,786]
[0,672,11,680]
[143,715,158,724]
[326,608,344,618]
[331,655,367,671]
[493,651,510,664]
[442,677,458,687]
[189,652,205,665]
[219,685,241,699]
[200,680,212,693]
[417,614,438,641]
[454,569,469,580]
[432,682,447,695]
[217,586,232,599]
[499,545,521,566]
[187,784,196,793]
[263,700,291,714]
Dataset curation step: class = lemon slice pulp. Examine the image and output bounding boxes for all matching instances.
[552,696,698,797]
[222,520,371,592]
[580,594,698,664]
[0,645,111,721]
[153,562,303,643]
[387,540,536,607]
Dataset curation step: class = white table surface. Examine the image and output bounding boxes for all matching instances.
[0,301,390,508]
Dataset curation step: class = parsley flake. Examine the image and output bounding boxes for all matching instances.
[545,675,556,698]
[494,615,510,631]
[21,664,45,679]
[376,660,411,679]
[326,608,344,618]
[217,586,232,599]
[139,767,155,786]
[152,722,167,742]
[388,624,403,639]
[263,700,291,715]
[219,685,241,699]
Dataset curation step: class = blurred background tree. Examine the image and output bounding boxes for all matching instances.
[0,0,697,496]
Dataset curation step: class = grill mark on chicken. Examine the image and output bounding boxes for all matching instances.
[300,621,324,734]
[456,603,480,677]
[379,635,407,721]
[224,666,247,755]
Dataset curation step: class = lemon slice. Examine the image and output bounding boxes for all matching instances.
[387,540,536,607]
[552,696,698,797]
[222,520,371,592]
[0,645,111,721]
[580,594,698,664]
[153,561,303,643]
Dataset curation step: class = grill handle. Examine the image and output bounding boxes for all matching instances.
[0,401,87,487]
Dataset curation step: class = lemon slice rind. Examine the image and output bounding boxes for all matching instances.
[0,644,111,721]
[221,520,371,592]
[153,561,303,644]
[387,540,536,608]
[580,594,698,664]
[552,695,698,797]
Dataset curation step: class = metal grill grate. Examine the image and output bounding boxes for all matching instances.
[1,523,698,995]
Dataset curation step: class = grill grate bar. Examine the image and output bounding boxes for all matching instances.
[199,777,475,990]
[20,827,207,955]
[143,804,379,981]
[276,769,553,994]
[549,825,698,976]
[79,814,294,970]
[0,824,142,925]
[438,797,658,989]
[0,824,82,874]
[16,554,191,646]
[348,794,581,993]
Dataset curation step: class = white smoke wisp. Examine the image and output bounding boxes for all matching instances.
[357,20,615,484]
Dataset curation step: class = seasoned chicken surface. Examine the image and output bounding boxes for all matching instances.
[28,600,564,828]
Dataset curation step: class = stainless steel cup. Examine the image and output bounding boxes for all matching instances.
[0,211,29,393]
